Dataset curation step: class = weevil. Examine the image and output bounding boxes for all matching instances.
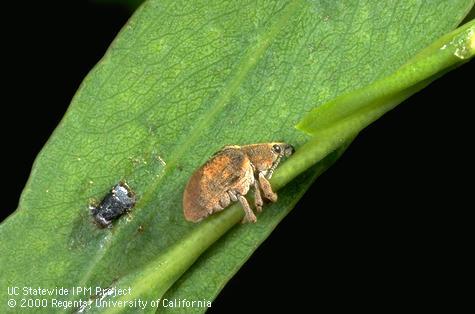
[183,142,294,223]
[90,182,136,228]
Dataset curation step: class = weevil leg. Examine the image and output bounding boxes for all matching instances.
[229,190,257,223]
[253,180,263,213]
[258,172,277,202]
[219,192,231,208]
[228,190,238,202]
[237,194,257,223]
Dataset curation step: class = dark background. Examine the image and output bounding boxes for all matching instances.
[1,1,472,311]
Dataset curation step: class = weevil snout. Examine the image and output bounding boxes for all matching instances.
[283,144,294,157]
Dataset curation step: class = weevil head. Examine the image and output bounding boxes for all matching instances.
[242,142,294,173]
[271,143,295,158]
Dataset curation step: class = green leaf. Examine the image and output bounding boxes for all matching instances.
[1,1,473,313]
[297,19,475,135]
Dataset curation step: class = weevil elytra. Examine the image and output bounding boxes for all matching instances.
[90,182,136,228]
[183,143,294,223]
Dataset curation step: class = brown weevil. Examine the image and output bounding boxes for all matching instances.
[183,142,294,223]
[90,182,136,228]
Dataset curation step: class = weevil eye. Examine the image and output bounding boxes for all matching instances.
[272,144,281,154]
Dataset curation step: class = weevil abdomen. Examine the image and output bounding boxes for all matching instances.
[183,147,253,222]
